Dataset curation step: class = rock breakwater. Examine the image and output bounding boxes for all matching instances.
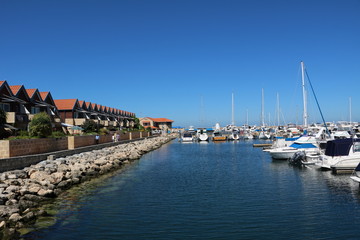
[0,136,174,239]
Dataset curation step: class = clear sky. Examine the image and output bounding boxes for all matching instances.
[1,0,359,128]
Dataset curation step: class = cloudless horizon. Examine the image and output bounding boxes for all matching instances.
[1,0,359,128]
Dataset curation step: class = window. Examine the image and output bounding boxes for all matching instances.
[354,142,360,153]
[31,107,40,114]
[0,103,10,112]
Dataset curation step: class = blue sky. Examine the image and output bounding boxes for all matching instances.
[1,0,359,128]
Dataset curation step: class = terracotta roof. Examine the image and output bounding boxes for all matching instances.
[91,103,98,110]
[10,85,23,95]
[26,89,36,98]
[54,99,78,110]
[148,117,174,123]
[39,92,49,100]
[0,81,5,87]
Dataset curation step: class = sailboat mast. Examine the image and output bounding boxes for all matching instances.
[349,97,352,125]
[277,93,280,126]
[301,61,308,128]
[262,89,264,126]
[232,93,235,126]
[246,109,249,126]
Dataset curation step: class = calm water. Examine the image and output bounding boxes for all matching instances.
[23,140,360,240]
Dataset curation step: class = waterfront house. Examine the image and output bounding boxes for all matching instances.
[140,117,174,132]
[7,84,30,130]
[54,99,81,130]
[1,80,137,135]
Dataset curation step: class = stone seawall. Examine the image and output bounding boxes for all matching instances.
[0,136,174,239]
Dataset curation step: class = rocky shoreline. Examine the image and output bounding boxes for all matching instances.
[0,136,174,239]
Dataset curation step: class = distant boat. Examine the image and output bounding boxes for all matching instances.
[213,132,227,141]
[197,128,209,141]
[181,132,194,142]
[212,123,227,141]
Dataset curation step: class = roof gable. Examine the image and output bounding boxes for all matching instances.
[10,85,30,102]
[26,88,43,102]
[54,99,79,111]
[78,100,87,110]
[85,102,93,111]
[91,103,98,111]
[40,92,56,106]
[0,80,14,97]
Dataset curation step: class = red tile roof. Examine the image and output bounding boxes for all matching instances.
[39,91,49,100]
[91,103,98,110]
[10,85,23,95]
[54,99,78,110]
[26,89,36,98]
[148,117,174,123]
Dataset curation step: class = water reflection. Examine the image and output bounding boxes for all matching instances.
[23,140,360,240]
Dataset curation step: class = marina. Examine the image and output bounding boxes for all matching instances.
[22,139,360,240]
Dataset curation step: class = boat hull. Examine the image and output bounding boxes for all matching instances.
[269,149,296,160]
[213,136,227,141]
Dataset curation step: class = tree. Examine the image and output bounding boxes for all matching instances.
[81,119,98,133]
[29,112,52,138]
[0,108,6,126]
[133,117,141,129]
[0,108,9,139]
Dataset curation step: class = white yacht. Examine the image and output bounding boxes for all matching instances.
[181,131,195,142]
[315,138,360,171]
[196,129,209,141]
[267,136,319,160]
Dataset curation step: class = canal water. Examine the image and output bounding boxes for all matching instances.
[23,140,360,240]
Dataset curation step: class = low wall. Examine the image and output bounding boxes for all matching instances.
[0,136,156,172]
[0,131,150,159]
[68,135,113,149]
[0,137,68,158]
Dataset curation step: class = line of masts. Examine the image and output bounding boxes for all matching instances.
[203,61,353,128]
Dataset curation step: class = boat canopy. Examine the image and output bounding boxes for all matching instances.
[289,143,317,149]
[183,133,193,137]
[285,137,300,142]
[325,138,360,157]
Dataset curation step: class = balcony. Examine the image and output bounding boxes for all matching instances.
[74,118,86,126]
[6,112,29,124]
[7,112,16,124]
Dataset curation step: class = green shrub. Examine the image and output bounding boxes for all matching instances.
[29,112,52,138]
[51,131,66,138]
[81,120,98,133]
[99,128,109,135]
[18,130,29,137]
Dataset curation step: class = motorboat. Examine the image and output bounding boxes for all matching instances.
[228,130,240,140]
[224,125,240,140]
[196,129,209,141]
[263,136,299,152]
[267,136,319,160]
[212,131,227,141]
[181,132,194,142]
[315,138,360,171]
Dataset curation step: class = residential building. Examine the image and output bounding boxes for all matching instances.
[139,117,174,132]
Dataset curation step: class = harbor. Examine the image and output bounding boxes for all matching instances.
[1,1,359,239]
[21,139,360,240]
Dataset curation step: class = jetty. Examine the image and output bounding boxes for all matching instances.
[253,143,272,148]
